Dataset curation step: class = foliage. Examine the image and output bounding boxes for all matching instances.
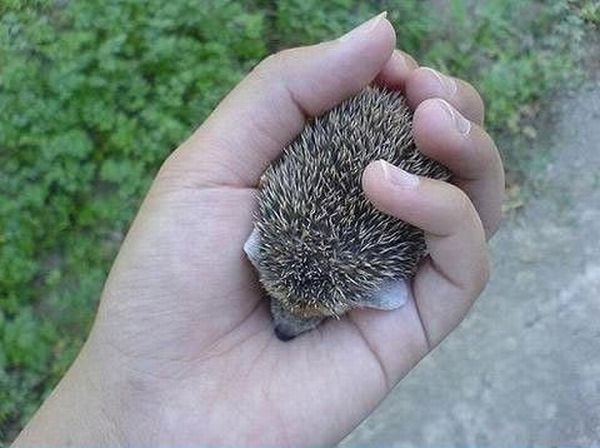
[0,0,266,440]
[0,0,592,442]
[579,0,600,25]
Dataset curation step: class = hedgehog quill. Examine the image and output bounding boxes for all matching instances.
[244,86,451,341]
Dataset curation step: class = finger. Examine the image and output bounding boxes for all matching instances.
[405,67,485,125]
[374,49,419,90]
[413,98,505,238]
[362,160,489,348]
[162,12,396,188]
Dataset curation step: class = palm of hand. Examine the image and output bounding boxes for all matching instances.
[93,182,425,446]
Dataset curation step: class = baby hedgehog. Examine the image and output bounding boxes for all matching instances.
[244,85,451,341]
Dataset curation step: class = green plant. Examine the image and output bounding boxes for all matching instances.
[579,0,600,25]
[0,0,267,440]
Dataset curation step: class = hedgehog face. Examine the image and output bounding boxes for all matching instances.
[253,234,371,340]
[257,244,357,319]
[244,223,422,340]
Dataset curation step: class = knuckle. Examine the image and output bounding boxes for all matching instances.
[477,92,485,116]
[397,50,419,70]
[253,52,280,77]
[473,129,497,168]
[490,137,505,173]
[470,83,485,111]
[451,186,474,223]
[463,81,485,121]
[470,211,490,292]
[434,184,474,236]
[445,184,490,294]
[475,129,505,182]
[255,48,295,77]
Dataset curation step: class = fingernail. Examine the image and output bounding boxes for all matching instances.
[437,99,471,135]
[339,11,387,42]
[422,67,458,96]
[379,160,419,189]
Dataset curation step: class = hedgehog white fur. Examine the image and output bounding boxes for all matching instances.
[244,85,451,340]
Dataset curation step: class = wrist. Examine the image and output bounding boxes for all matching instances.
[12,341,122,447]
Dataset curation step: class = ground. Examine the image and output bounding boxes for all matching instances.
[342,77,600,445]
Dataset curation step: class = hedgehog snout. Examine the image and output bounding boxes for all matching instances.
[270,297,323,341]
[274,325,296,342]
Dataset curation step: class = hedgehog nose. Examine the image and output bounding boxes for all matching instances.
[274,325,297,342]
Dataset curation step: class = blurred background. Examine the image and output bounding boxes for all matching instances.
[0,0,598,445]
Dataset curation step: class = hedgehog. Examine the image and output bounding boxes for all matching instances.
[244,85,451,341]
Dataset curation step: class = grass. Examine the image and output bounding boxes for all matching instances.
[0,0,595,442]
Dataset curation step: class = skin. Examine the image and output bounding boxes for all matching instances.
[13,13,504,447]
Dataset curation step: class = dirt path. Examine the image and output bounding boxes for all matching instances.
[343,80,600,446]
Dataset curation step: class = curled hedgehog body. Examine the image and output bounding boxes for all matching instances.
[244,86,451,340]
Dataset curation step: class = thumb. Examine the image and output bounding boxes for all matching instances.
[160,12,396,188]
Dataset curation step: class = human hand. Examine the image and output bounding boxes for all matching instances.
[14,12,504,447]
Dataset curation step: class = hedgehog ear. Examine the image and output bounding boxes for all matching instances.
[356,279,410,310]
[243,227,261,270]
